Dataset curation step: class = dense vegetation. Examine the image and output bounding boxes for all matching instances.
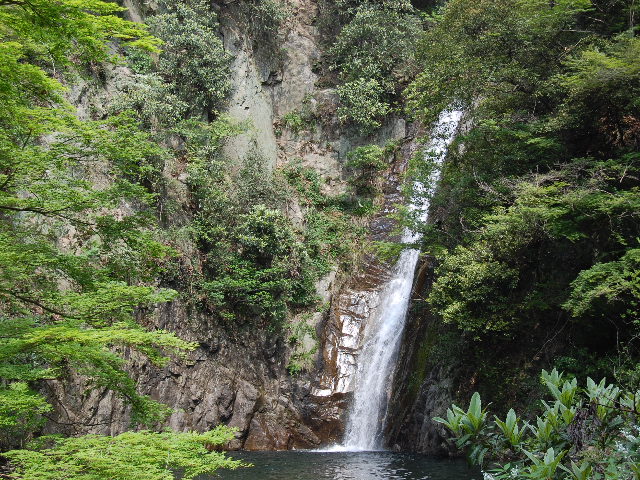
[328,0,422,133]
[404,0,640,476]
[437,370,640,479]
[2,0,639,476]
[4,428,242,480]
[0,0,246,477]
[405,0,640,401]
[118,0,367,336]
[0,0,373,476]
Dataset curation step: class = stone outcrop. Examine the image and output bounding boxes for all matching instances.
[308,127,423,441]
[44,0,425,450]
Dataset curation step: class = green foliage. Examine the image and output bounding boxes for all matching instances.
[118,38,338,330]
[200,204,319,325]
[280,162,368,265]
[133,87,364,330]
[346,144,388,194]
[331,3,422,133]
[119,36,328,328]
[429,244,519,333]
[117,0,232,128]
[346,145,387,170]
[554,35,640,153]
[286,315,319,375]
[3,427,243,480]
[434,392,488,438]
[147,0,232,113]
[282,107,316,135]
[370,240,406,263]
[0,315,195,447]
[403,0,640,416]
[182,139,302,324]
[565,248,640,320]
[429,160,640,335]
[494,409,526,447]
[239,0,290,42]
[304,207,363,270]
[282,111,306,133]
[437,369,640,480]
[281,163,327,206]
[334,0,414,14]
[407,0,593,124]
[337,78,391,134]
[0,103,183,438]
[0,0,159,70]
[118,0,334,334]
[0,0,221,464]
[114,73,190,131]
[0,383,52,448]
[330,5,421,85]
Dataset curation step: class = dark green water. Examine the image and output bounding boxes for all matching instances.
[211,451,480,480]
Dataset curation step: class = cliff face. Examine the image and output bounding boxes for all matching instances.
[384,267,457,454]
[44,0,425,450]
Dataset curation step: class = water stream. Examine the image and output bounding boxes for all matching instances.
[338,111,463,451]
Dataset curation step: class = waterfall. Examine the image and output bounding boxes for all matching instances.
[337,110,463,452]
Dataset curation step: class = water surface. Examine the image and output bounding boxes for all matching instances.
[212,451,480,480]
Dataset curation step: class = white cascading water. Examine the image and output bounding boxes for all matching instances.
[337,110,463,452]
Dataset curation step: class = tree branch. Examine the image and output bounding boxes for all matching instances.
[0,289,79,319]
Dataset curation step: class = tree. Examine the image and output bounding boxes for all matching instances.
[146,0,232,114]
[403,0,640,405]
[330,2,422,133]
[4,428,244,480]
[0,0,239,476]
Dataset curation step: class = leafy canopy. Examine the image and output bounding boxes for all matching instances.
[4,427,244,480]
[0,0,202,454]
[402,0,640,404]
[330,2,422,133]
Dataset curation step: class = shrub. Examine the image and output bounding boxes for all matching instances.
[437,369,640,480]
[337,78,391,134]
[334,0,414,14]
[346,144,387,194]
[237,0,290,62]
[330,4,422,132]
[346,144,386,170]
[147,0,232,113]
[329,6,421,86]
[3,428,243,480]
[241,0,290,39]
[286,315,319,375]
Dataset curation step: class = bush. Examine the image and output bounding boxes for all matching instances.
[346,144,386,170]
[3,428,243,480]
[346,144,387,194]
[147,0,231,113]
[286,315,319,375]
[330,4,421,132]
[330,6,421,85]
[334,0,414,14]
[337,78,391,134]
[188,153,360,327]
[437,369,640,480]
[237,0,290,62]
[200,205,325,325]
[241,0,289,39]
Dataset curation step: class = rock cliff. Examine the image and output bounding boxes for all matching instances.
[44,0,426,450]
